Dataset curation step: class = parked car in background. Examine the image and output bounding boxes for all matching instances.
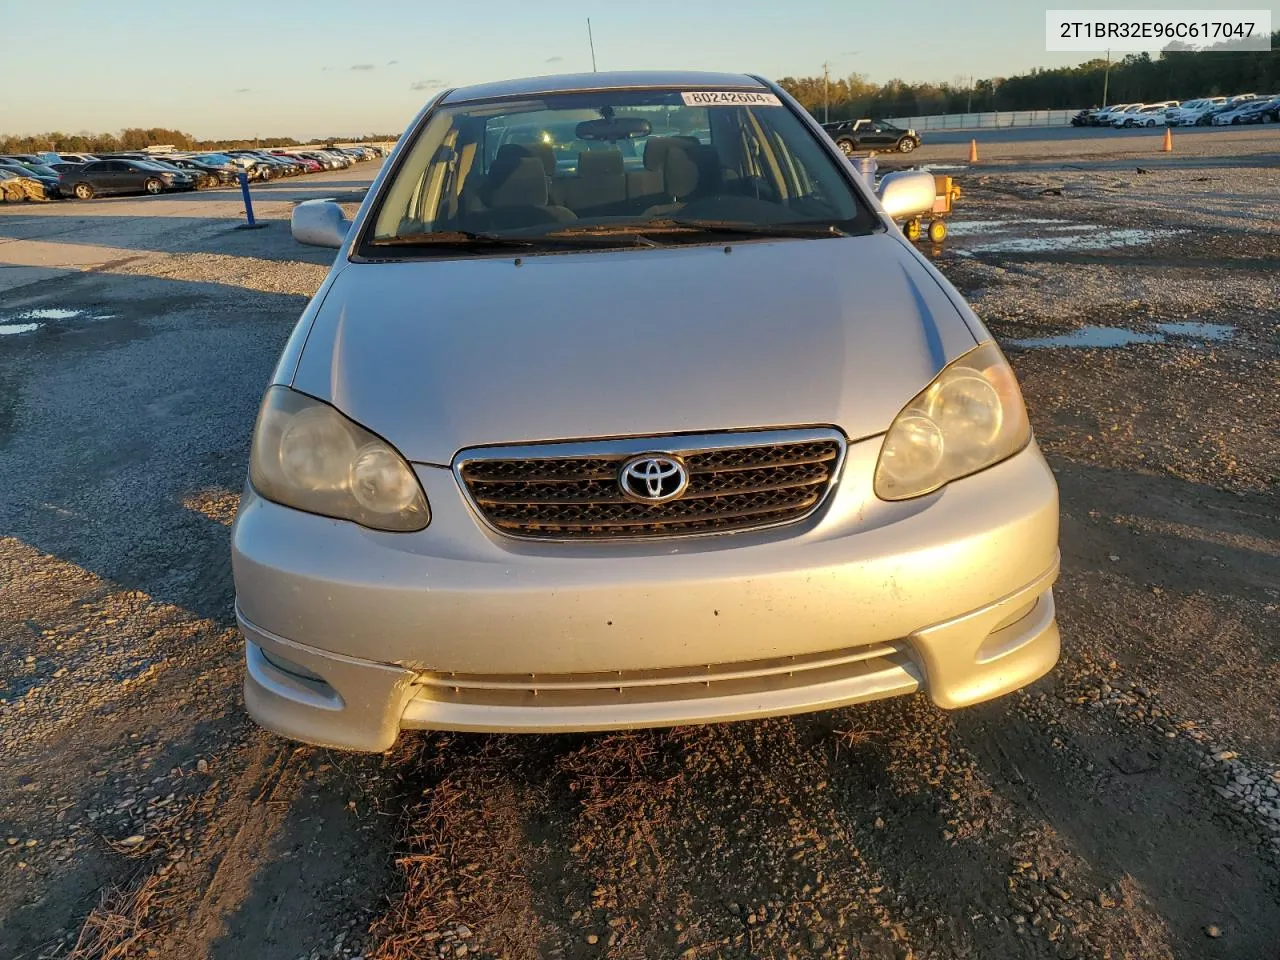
[276,152,324,172]
[1091,103,1135,126]
[192,152,246,174]
[220,152,271,180]
[296,150,340,170]
[230,151,304,178]
[0,167,58,201]
[57,153,99,164]
[114,153,222,188]
[1071,108,1100,126]
[2,153,52,166]
[1120,104,1173,127]
[1169,97,1227,125]
[318,149,353,168]
[159,155,240,186]
[1103,104,1146,126]
[822,118,921,155]
[61,158,196,199]
[1,158,66,181]
[1255,96,1280,122]
[1198,103,1240,125]
[1213,96,1278,124]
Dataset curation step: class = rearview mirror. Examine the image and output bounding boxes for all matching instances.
[876,171,936,221]
[576,117,653,141]
[291,199,349,248]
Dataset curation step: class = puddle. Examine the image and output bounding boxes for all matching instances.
[0,308,116,338]
[957,227,1183,256]
[1009,327,1163,348]
[945,218,1185,254]
[1009,322,1235,349]
[946,218,1094,237]
[946,219,1017,236]
[16,308,82,320]
[1155,321,1234,341]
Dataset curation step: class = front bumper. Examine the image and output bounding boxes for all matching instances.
[233,438,1061,752]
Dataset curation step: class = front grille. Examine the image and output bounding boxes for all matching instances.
[456,430,845,540]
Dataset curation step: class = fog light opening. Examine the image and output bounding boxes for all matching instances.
[260,647,328,685]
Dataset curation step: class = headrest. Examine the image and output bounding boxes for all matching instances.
[488,156,549,207]
[643,137,677,172]
[493,142,555,176]
[576,150,624,178]
[523,142,556,177]
[662,140,699,199]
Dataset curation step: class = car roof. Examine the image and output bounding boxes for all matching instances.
[441,70,766,104]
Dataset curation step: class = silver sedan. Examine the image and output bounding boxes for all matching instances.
[232,70,1060,752]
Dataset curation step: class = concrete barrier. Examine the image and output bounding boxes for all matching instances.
[884,110,1082,132]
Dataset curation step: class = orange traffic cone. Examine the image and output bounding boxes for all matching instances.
[968,139,979,163]
[1161,128,1173,152]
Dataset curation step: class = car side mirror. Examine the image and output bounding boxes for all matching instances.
[876,170,936,220]
[291,199,349,248]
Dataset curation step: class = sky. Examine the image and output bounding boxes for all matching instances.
[5,0,1277,139]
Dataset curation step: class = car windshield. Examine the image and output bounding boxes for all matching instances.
[366,87,872,252]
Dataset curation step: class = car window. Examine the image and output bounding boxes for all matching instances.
[367,87,873,251]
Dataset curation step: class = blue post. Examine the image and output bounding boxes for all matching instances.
[239,171,256,227]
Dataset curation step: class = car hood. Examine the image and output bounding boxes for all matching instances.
[291,234,980,464]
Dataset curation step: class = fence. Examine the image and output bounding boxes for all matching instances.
[883,109,1082,131]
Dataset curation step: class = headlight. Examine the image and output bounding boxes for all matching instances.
[874,342,1031,501]
[249,386,430,531]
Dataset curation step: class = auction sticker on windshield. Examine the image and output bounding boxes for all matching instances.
[681,91,782,106]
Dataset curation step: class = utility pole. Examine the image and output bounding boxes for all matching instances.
[587,18,597,72]
[967,75,973,113]
[823,60,831,123]
[1102,48,1111,107]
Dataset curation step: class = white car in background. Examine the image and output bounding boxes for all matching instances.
[1105,104,1149,126]
[1171,97,1227,125]
[1119,103,1175,127]
[1093,103,1137,126]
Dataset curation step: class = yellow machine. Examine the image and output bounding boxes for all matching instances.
[903,175,961,244]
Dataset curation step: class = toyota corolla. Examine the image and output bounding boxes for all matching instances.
[231,70,1061,752]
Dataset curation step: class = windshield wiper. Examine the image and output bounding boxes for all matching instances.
[642,218,853,238]
[370,230,537,249]
[372,229,660,250]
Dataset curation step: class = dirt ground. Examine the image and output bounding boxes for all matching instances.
[1,136,1277,960]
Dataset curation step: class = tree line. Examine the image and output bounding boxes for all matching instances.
[5,38,1276,149]
[0,127,400,156]
[779,33,1279,120]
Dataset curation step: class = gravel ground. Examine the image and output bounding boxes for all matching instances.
[1,140,1277,960]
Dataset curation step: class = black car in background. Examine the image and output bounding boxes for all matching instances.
[163,156,240,185]
[116,154,232,188]
[0,158,66,181]
[61,158,197,199]
[821,118,921,155]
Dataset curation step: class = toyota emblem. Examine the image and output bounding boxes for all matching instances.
[618,454,689,503]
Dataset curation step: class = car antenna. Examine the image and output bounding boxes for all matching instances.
[587,18,598,72]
